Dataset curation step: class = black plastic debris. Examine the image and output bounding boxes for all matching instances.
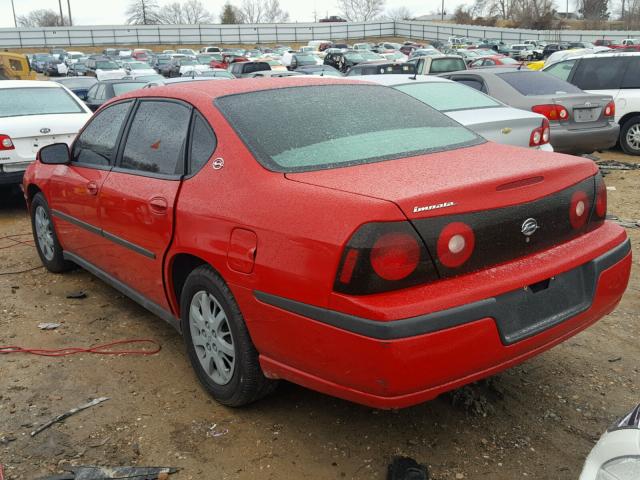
[37,466,178,480]
[388,457,429,480]
[66,291,87,299]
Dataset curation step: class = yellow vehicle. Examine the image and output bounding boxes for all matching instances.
[0,52,37,80]
[527,60,546,71]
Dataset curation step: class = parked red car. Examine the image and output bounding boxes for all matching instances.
[210,54,249,70]
[469,55,524,68]
[24,78,631,409]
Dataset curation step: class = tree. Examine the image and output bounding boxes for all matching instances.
[453,4,474,23]
[220,2,242,23]
[159,0,213,24]
[337,0,386,21]
[385,6,413,20]
[17,9,69,27]
[159,2,184,23]
[126,0,161,25]
[238,0,289,23]
[578,0,609,20]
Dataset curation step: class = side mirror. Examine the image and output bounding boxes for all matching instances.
[39,143,70,165]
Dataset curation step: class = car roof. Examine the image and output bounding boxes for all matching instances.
[562,51,640,60]
[99,79,148,84]
[0,80,63,89]
[347,74,450,86]
[450,67,527,76]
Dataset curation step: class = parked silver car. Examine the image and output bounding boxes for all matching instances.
[441,68,619,155]
[350,74,553,151]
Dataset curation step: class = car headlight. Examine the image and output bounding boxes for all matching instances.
[596,456,640,480]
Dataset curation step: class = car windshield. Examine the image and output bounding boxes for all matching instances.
[197,55,214,63]
[344,52,366,62]
[394,82,501,111]
[295,54,316,62]
[112,82,147,95]
[360,51,382,59]
[96,61,119,69]
[56,77,97,88]
[33,54,52,60]
[128,62,149,70]
[0,87,84,118]
[201,70,234,78]
[498,71,582,95]
[215,84,480,173]
[430,58,467,73]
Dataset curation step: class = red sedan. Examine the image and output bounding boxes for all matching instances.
[210,54,248,70]
[24,78,631,409]
[469,55,524,68]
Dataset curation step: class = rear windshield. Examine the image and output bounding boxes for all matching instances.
[430,58,467,73]
[96,61,119,69]
[497,71,582,95]
[394,82,500,111]
[0,87,84,118]
[215,84,480,172]
[112,83,147,96]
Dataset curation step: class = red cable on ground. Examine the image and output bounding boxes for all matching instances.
[0,339,162,356]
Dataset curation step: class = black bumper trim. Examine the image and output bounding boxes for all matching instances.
[254,239,630,342]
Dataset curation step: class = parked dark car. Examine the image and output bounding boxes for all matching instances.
[542,43,567,59]
[31,53,54,73]
[594,39,614,47]
[295,65,343,76]
[345,62,416,76]
[84,79,149,111]
[53,77,98,100]
[43,58,66,77]
[289,54,319,70]
[228,61,271,77]
[67,62,89,76]
[324,51,369,73]
[441,68,619,155]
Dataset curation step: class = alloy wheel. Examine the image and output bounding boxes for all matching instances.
[34,205,55,261]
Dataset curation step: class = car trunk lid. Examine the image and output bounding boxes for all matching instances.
[548,94,613,130]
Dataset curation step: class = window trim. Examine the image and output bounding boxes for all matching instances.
[185,109,217,178]
[70,99,134,170]
[114,97,193,180]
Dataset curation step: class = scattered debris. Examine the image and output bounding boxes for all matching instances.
[0,436,16,445]
[66,291,87,299]
[38,323,61,330]
[608,357,622,363]
[36,466,178,480]
[207,423,229,438]
[607,215,640,229]
[31,397,109,437]
[0,463,5,480]
[387,456,429,480]
[596,159,640,171]
[607,186,617,191]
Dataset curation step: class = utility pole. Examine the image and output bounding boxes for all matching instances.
[58,0,64,25]
[142,0,148,25]
[67,0,73,26]
[10,0,17,27]
[441,0,444,20]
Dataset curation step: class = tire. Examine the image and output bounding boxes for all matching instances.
[181,265,277,407]
[620,116,640,156]
[30,192,73,273]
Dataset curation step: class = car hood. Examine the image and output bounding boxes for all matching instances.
[285,142,597,219]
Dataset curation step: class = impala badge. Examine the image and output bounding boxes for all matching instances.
[521,218,539,240]
[40,128,51,134]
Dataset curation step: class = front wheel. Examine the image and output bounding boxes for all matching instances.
[620,116,640,155]
[30,192,73,273]
[181,265,277,407]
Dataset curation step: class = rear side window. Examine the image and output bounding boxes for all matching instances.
[120,101,191,175]
[497,71,582,95]
[189,113,216,174]
[72,101,131,166]
[215,84,480,173]
[430,58,466,73]
[395,82,499,111]
[621,57,640,89]
[571,58,627,90]
[544,60,576,81]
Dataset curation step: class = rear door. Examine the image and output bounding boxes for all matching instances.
[96,99,192,309]
[47,100,133,263]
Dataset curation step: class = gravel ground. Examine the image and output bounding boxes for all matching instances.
[0,151,638,480]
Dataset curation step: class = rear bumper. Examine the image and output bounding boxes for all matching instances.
[239,225,631,409]
[551,123,620,154]
[0,170,26,185]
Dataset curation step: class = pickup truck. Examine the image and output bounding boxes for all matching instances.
[610,39,640,51]
[405,55,467,75]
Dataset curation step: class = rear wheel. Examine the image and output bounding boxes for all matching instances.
[620,116,640,155]
[30,192,73,273]
[181,265,277,406]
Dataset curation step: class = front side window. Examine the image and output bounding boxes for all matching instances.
[216,85,480,173]
[395,82,499,111]
[571,57,627,90]
[72,101,132,166]
[0,87,85,118]
[120,101,191,175]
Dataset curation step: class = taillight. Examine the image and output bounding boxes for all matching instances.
[0,134,14,150]
[604,101,615,117]
[594,172,607,219]
[569,190,590,229]
[334,222,437,295]
[532,104,569,121]
[530,118,550,147]
[436,222,475,268]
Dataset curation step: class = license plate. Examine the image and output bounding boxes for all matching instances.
[574,107,598,123]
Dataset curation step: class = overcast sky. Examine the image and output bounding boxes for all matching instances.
[0,0,475,27]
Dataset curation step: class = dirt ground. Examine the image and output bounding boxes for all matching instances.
[0,150,638,480]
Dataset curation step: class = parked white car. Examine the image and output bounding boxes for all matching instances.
[65,51,85,64]
[0,81,91,185]
[543,51,640,154]
[123,61,157,78]
[580,403,640,480]
[351,75,553,151]
[200,46,221,53]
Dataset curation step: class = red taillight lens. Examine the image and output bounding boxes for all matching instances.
[532,104,569,121]
[604,101,615,117]
[370,232,421,281]
[0,134,14,151]
[530,118,550,147]
[569,190,590,229]
[530,128,542,146]
[595,174,607,218]
[436,222,475,268]
[541,118,550,144]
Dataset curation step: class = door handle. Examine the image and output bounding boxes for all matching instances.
[149,197,168,215]
[86,181,98,195]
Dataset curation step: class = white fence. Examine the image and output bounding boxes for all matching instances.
[1,20,639,49]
